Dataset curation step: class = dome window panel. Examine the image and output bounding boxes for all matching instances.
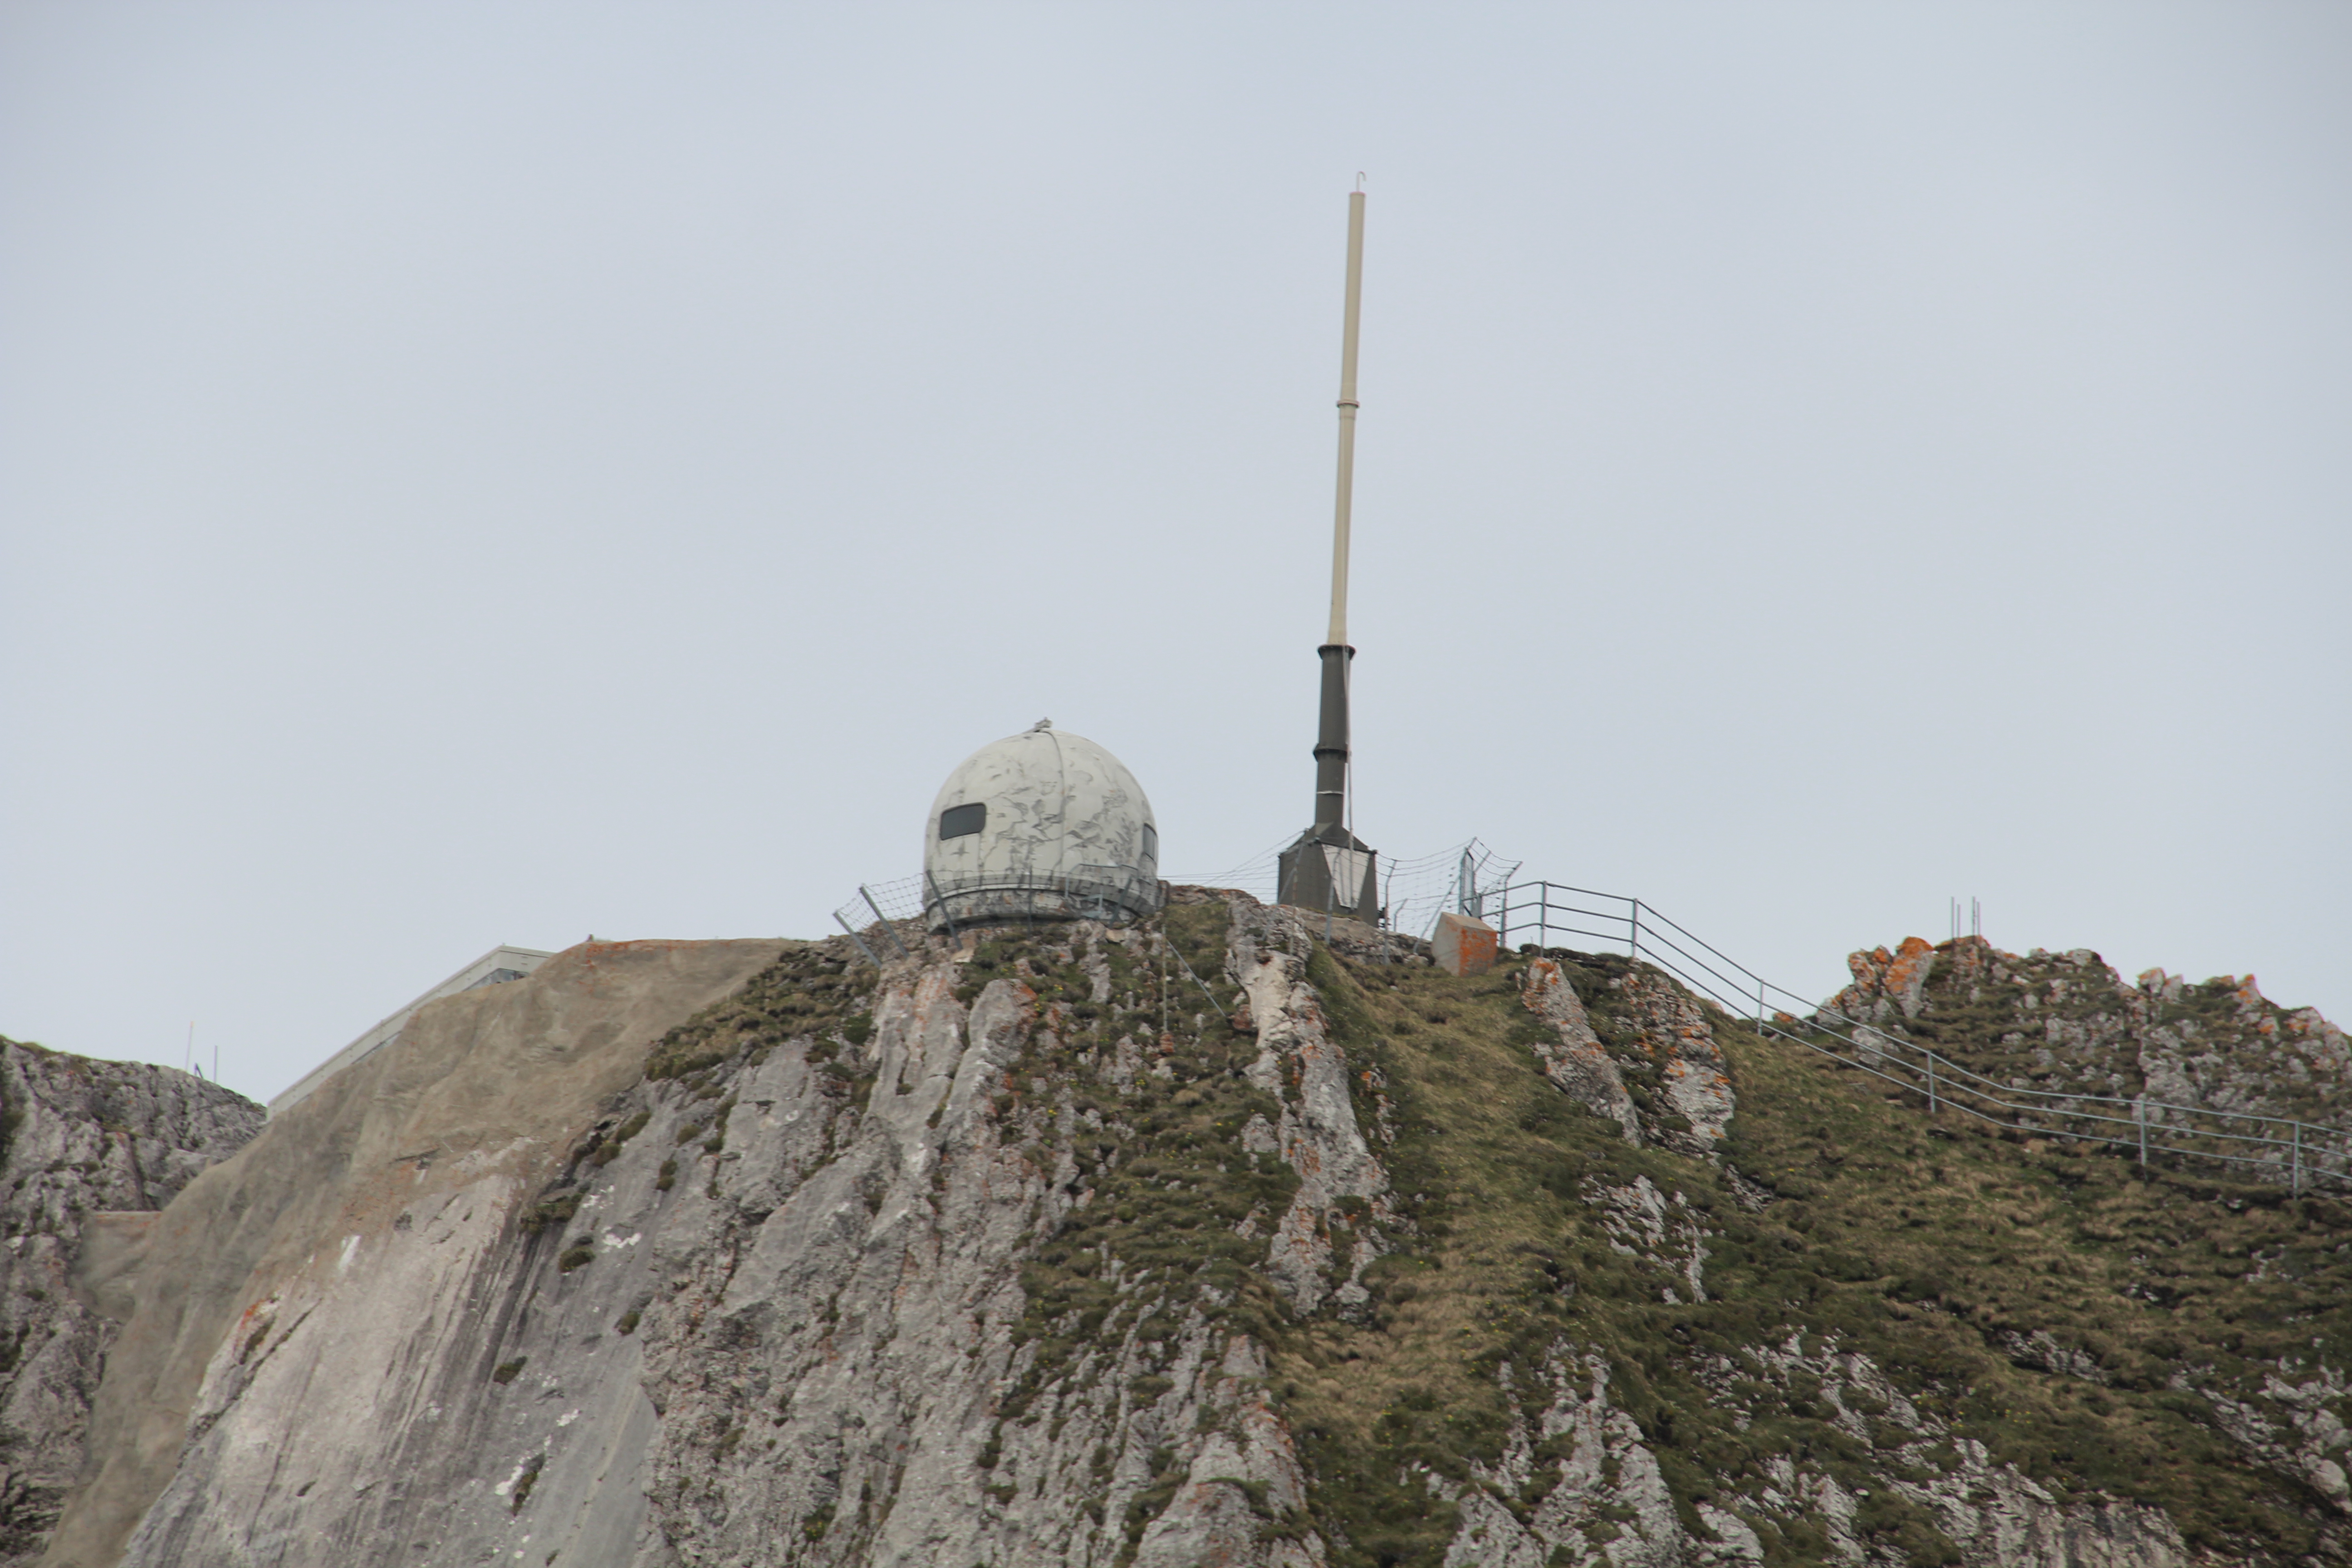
[940,803,986,841]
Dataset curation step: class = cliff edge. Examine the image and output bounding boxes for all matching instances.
[0,1038,261,1565]
[39,938,783,1568]
[26,907,2352,1567]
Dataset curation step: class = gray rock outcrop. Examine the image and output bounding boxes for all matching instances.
[38,938,783,1568]
[27,905,2347,1567]
[1515,955,1735,1155]
[1828,936,2352,1155]
[1517,958,1640,1142]
[0,1039,261,1565]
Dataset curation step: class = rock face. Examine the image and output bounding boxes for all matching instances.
[0,1039,261,1566]
[1814,936,2352,1549]
[30,908,2352,1567]
[1516,954,1735,1155]
[1431,1342,2199,1568]
[39,939,784,1568]
[1828,936,2352,1163]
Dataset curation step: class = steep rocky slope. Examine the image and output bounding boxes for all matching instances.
[32,906,2352,1567]
[0,1038,261,1564]
[1828,936,2352,1176]
[39,938,784,1568]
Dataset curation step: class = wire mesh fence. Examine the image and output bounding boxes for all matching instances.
[833,876,922,931]
[1162,841,1289,904]
[1161,836,1519,939]
[1379,839,1519,938]
[829,865,1165,956]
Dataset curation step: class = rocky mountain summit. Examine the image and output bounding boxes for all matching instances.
[0,1037,262,1564]
[10,906,2352,1567]
[1830,936,2352,1146]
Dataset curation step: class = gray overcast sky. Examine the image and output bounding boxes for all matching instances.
[4,3,2346,1103]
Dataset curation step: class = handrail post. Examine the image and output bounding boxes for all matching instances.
[2293,1122,2303,1196]
[2136,1096,2147,1167]
[860,886,910,957]
[1926,1050,1938,1116]
[926,871,959,942]
[1629,898,1642,960]
[832,912,885,970]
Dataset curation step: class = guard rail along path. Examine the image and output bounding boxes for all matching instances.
[1491,878,2352,1197]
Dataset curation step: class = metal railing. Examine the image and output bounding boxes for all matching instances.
[828,865,1163,967]
[923,863,1163,926]
[1490,879,2352,1196]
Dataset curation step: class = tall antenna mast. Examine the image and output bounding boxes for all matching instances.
[1278,184,1380,925]
[1328,186,1365,647]
[1311,187,1365,833]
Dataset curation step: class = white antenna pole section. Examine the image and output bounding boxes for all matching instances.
[1328,186,1366,646]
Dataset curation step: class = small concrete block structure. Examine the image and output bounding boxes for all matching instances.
[1433,911,1499,976]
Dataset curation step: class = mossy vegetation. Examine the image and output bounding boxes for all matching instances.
[643,941,877,1082]
[1717,1016,2352,1559]
[989,906,2346,1566]
[509,1452,543,1513]
[522,1191,583,1234]
[585,903,2342,1564]
[1295,938,2348,1564]
[995,902,1302,1395]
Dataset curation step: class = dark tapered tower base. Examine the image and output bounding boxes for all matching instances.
[1279,642,1379,924]
[1277,824,1379,925]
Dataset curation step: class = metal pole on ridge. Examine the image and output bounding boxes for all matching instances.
[832,912,884,970]
[860,886,910,957]
[1313,188,1367,832]
[1328,186,1365,652]
[1279,184,1379,924]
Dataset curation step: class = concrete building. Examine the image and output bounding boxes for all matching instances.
[268,945,554,1116]
[921,721,1162,931]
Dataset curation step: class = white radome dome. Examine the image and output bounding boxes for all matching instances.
[921,722,1162,931]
